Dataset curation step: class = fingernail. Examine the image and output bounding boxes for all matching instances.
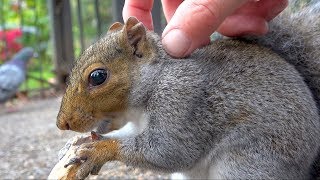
[162,29,191,58]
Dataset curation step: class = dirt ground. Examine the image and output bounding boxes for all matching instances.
[0,97,168,179]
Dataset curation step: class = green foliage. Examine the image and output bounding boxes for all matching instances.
[0,0,53,91]
[0,0,50,58]
[70,0,113,58]
[0,0,115,92]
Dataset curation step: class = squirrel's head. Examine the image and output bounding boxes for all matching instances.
[56,17,158,132]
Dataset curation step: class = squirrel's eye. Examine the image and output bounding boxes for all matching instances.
[88,69,108,86]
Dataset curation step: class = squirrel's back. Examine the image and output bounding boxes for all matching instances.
[248,2,320,108]
[148,37,320,178]
[247,4,320,177]
[145,2,320,178]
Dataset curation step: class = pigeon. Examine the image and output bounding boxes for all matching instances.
[0,47,34,103]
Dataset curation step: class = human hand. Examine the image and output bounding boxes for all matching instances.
[123,0,288,58]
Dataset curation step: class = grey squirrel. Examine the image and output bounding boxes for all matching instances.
[56,1,320,179]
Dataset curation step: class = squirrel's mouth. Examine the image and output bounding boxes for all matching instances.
[103,112,119,119]
[94,120,113,134]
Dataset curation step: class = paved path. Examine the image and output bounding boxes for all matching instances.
[0,97,167,179]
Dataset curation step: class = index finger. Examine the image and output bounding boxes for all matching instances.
[162,0,248,57]
[122,0,154,30]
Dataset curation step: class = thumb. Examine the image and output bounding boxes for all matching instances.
[162,0,247,58]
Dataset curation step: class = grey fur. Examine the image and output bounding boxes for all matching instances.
[247,2,320,108]
[63,2,320,179]
[115,2,320,179]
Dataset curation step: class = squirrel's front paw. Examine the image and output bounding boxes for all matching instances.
[65,138,120,179]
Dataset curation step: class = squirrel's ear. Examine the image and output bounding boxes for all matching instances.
[108,22,123,32]
[123,17,146,56]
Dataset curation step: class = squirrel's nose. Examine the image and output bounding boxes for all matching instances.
[56,113,71,130]
[56,119,70,130]
[57,120,70,130]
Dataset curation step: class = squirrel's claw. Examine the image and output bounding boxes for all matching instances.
[64,156,87,168]
[70,143,97,179]
[63,138,119,179]
[91,131,104,141]
[72,141,108,179]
